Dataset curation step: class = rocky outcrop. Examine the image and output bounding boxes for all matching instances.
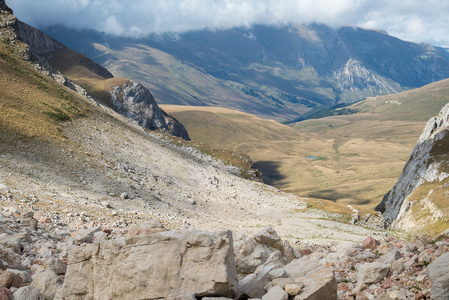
[110,80,190,140]
[376,102,449,231]
[60,230,238,299]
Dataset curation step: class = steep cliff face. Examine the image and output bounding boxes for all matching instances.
[376,103,449,234]
[110,80,190,140]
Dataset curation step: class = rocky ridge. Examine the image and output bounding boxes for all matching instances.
[376,102,449,232]
[0,1,189,140]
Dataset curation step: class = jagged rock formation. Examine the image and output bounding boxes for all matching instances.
[110,80,190,140]
[0,1,189,140]
[376,102,449,232]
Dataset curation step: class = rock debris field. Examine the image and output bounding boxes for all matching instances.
[0,106,447,299]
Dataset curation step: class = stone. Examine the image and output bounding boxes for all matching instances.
[22,212,33,219]
[391,261,405,273]
[120,192,129,200]
[74,226,102,244]
[293,268,337,300]
[269,277,294,290]
[0,247,24,270]
[267,268,287,280]
[12,286,44,300]
[233,232,271,277]
[326,243,361,264]
[20,219,37,230]
[354,262,389,292]
[125,219,165,238]
[428,252,449,299]
[239,265,275,298]
[254,227,283,252]
[0,285,13,300]
[100,201,112,209]
[0,269,22,289]
[262,285,288,300]
[6,269,31,284]
[60,230,238,299]
[389,289,407,300]
[39,218,51,224]
[377,248,402,265]
[283,256,323,279]
[404,255,418,269]
[285,283,302,296]
[31,270,63,300]
[93,231,108,241]
[362,237,380,250]
[109,80,190,140]
[46,258,67,275]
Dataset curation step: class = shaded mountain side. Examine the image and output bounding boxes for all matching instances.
[375,102,449,235]
[1,5,189,140]
[42,24,449,121]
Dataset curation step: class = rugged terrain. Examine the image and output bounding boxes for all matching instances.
[3,1,449,299]
[376,101,449,235]
[40,23,449,121]
[163,78,449,209]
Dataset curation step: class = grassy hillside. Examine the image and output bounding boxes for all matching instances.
[0,36,87,141]
[163,81,449,209]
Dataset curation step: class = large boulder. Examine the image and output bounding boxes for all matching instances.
[428,252,449,299]
[31,270,63,300]
[294,268,336,300]
[60,230,238,299]
[353,262,389,292]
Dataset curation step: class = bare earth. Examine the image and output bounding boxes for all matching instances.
[0,105,386,249]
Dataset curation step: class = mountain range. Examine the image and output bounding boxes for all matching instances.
[43,23,449,121]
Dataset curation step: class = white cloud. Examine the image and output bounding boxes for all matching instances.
[9,0,449,46]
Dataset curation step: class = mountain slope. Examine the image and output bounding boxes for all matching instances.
[376,103,449,235]
[164,79,449,209]
[42,24,449,121]
[0,0,382,247]
[8,16,190,140]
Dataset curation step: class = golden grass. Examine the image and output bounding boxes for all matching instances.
[162,103,430,210]
[0,40,87,141]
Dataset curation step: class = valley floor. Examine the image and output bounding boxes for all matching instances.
[0,107,386,248]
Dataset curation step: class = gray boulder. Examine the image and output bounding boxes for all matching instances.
[353,262,389,292]
[377,248,402,265]
[294,268,336,300]
[428,252,449,300]
[13,286,45,300]
[31,270,63,300]
[262,285,288,300]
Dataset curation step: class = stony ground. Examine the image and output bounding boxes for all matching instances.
[0,104,387,248]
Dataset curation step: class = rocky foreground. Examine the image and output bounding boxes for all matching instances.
[1,191,448,300]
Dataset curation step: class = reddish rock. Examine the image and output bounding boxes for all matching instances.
[382,278,392,289]
[0,270,22,289]
[0,286,12,300]
[362,237,381,250]
[301,248,312,256]
[101,227,112,234]
[39,217,52,224]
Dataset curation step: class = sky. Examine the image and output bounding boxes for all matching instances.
[9,0,449,47]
